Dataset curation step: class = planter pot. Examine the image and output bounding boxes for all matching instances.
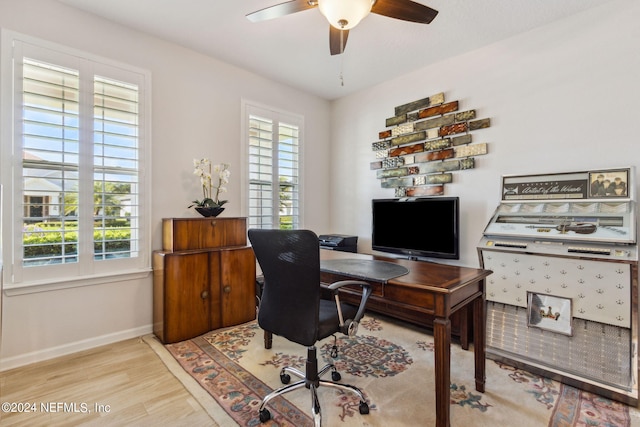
[195,207,225,217]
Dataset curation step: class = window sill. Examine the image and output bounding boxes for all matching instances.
[3,268,152,296]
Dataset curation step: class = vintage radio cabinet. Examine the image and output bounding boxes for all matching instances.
[478,167,638,405]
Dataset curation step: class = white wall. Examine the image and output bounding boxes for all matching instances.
[329,0,640,267]
[0,0,331,368]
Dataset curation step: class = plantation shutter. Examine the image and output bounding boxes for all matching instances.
[247,107,301,230]
[248,115,274,228]
[277,122,300,230]
[93,76,140,260]
[5,34,150,287]
[21,59,81,266]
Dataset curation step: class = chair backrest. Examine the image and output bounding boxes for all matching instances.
[248,229,321,346]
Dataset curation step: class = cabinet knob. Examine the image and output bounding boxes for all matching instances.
[210,220,217,226]
[201,290,209,299]
[223,286,231,294]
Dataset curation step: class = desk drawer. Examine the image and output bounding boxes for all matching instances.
[384,283,435,309]
[347,293,469,342]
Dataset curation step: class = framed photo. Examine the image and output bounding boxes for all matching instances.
[589,169,629,198]
[527,292,573,336]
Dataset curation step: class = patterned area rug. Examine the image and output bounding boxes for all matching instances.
[147,315,640,426]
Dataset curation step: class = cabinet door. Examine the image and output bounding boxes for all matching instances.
[218,247,256,328]
[163,252,211,343]
[163,218,247,251]
[208,251,223,329]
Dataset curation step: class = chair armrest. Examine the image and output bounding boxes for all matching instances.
[327,280,372,335]
[326,279,371,292]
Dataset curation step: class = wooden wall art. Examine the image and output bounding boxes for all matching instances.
[371,92,491,196]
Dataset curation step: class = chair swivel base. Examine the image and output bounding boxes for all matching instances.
[258,345,369,426]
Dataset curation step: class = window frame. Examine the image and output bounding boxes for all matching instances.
[1,30,152,295]
[241,101,304,230]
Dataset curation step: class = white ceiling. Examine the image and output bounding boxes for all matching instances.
[57,0,612,100]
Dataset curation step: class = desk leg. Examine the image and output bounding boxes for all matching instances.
[434,317,451,427]
[473,294,486,393]
[264,330,272,349]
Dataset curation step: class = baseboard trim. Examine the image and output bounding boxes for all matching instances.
[0,325,153,371]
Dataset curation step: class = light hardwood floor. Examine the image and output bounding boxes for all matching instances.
[0,337,216,426]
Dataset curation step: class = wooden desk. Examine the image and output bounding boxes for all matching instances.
[260,251,491,426]
[319,251,492,427]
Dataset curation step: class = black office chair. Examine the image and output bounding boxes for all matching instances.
[248,229,373,426]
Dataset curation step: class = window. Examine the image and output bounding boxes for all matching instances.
[1,31,151,289]
[243,103,303,230]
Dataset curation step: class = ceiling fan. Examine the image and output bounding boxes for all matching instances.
[246,0,438,55]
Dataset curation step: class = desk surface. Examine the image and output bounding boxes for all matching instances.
[320,250,492,294]
[320,258,409,283]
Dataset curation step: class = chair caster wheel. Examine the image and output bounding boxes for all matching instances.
[359,402,369,415]
[331,371,341,381]
[280,373,291,384]
[259,408,272,423]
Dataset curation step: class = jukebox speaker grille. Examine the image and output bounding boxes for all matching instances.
[487,301,633,390]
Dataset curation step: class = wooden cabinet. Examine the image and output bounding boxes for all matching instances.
[161,217,247,251]
[153,217,256,344]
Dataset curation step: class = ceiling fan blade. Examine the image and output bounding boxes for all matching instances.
[329,26,349,56]
[372,0,438,24]
[246,0,317,23]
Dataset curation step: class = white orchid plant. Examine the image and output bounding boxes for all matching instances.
[188,158,230,209]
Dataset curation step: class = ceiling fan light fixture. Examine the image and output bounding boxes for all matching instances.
[318,0,373,30]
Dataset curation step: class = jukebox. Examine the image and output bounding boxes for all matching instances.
[478,167,638,404]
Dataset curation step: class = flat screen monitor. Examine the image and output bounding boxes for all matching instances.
[372,197,460,260]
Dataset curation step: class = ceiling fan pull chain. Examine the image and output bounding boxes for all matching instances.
[340,30,345,86]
